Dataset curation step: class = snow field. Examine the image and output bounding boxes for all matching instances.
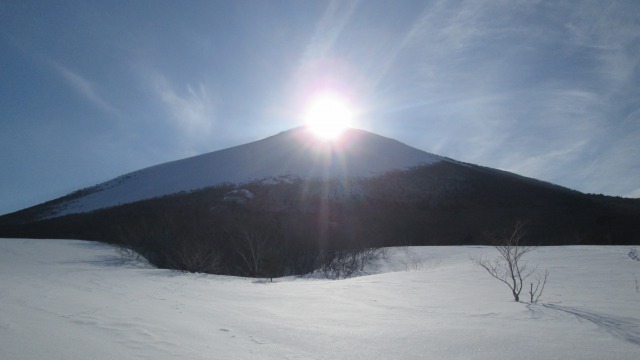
[0,239,638,359]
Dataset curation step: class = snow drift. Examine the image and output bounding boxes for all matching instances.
[1,238,639,359]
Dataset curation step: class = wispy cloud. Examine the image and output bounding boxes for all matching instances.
[366,1,639,196]
[149,72,217,152]
[52,62,119,115]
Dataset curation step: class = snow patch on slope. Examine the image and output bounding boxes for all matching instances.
[47,127,446,217]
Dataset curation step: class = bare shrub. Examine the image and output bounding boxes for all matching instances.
[319,250,357,279]
[114,224,152,266]
[471,221,549,302]
[115,244,149,265]
[395,246,426,271]
[319,247,385,279]
[170,240,224,274]
[359,247,387,271]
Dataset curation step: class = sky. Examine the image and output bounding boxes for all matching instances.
[1,0,639,215]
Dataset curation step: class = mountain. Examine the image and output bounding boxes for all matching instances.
[1,127,446,222]
[1,126,639,261]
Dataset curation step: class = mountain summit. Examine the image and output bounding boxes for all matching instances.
[11,127,446,219]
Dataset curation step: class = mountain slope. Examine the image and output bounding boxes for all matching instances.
[1,127,639,249]
[4,127,445,221]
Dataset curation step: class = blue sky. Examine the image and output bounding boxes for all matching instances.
[1,0,639,215]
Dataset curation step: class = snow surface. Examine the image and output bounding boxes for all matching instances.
[47,127,445,218]
[1,238,639,359]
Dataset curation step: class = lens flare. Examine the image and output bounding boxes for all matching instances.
[304,92,353,140]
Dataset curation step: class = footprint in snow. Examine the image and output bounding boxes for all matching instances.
[250,335,268,345]
[219,328,236,338]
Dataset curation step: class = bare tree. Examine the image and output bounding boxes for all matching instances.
[227,225,271,277]
[471,221,549,302]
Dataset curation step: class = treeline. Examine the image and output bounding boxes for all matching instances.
[1,180,396,277]
[2,162,640,277]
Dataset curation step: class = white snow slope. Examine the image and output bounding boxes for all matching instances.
[46,127,445,217]
[1,238,639,359]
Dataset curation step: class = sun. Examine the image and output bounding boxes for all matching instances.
[304,92,354,140]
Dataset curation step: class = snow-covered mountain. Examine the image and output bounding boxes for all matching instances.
[17,127,447,219]
[2,126,640,246]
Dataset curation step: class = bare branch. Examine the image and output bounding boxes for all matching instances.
[529,269,549,303]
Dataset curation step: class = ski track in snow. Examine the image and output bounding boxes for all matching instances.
[1,239,639,359]
[538,304,640,345]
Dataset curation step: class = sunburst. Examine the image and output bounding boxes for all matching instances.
[304,92,354,140]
